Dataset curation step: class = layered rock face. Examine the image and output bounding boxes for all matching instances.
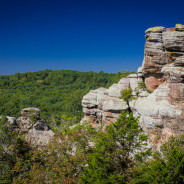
[82,80,129,127]
[81,25,184,149]
[12,108,54,148]
[143,25,184,91]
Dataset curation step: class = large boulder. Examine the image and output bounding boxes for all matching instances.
[108,78,129,97]
[81,79,130,126]
[16,108,54,148]
[127,74,139,90]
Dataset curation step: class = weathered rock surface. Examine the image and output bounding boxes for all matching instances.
[81,78,131,127]
[143,25,184,91]
[20,107,40,119]
[81,25,184,149]
[6,116,16,125]
[14,108,54,148]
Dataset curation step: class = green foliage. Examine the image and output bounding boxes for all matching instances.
[130,135,184,184]
[0,117,16,183]
[28,109,40,127]
[0,111,150,184]
[135,82,152,95]
[121,69,136,78]
[51,115,78,135]
[0,69,119,125]
[120,88,135,102]
[108,70,136,84]
[137,81,147,90]
[1,69,184,183]
[2,108,183,183]
[0,117,30,184]
[81,111,149,184]
[12,122,98,184]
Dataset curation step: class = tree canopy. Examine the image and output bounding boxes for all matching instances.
[0,69,135,125]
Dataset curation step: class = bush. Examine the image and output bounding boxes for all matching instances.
[81,111,149,184]
[12,122,98,184]
[120,88,135,103]
[0,117,30,184]
[130,135,184,184]
[135,82,152,95]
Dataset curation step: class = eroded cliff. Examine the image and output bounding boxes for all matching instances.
[81,24,184,149]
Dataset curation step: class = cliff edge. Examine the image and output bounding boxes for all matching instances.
[81,24,184,149]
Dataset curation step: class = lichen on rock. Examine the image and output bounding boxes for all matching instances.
[175,24,184,31]
[145,26,166,34]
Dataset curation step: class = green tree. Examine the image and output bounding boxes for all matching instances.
[0,69,118,122]
[81,111,148,184]
[12,122,98,184]
[120,88,135,110]
[130,135,184,184]
[0,117,29,183]
[0,116,17,183]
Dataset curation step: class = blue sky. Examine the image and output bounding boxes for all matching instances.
[0,0,184,74]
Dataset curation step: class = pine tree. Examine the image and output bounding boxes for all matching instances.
[81,111,148,184]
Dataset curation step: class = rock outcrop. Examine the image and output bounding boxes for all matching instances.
[81,24,184,149]
[81,79,130,127]
[143,25,184,91]
[13,108,54,148]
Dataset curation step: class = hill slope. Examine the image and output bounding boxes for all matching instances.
[0,69,133,124]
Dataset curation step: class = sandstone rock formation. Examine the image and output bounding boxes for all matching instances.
[81,79,130,127]
[13,108,54,148]
[81,24,184,149]
[143,25,184,91]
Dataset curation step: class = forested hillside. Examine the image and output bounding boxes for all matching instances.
[0,69,184,184]
[0,69,134,124]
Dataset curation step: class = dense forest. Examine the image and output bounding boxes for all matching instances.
[0,69,134,124]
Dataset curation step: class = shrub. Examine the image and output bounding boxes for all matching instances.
[135,82,152,95]
[120,88,135,103]
[130,135,184,184]
[81,111,149,184]
[0,117,29,184]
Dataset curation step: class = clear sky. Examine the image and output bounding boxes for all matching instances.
[0,0,184,75]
